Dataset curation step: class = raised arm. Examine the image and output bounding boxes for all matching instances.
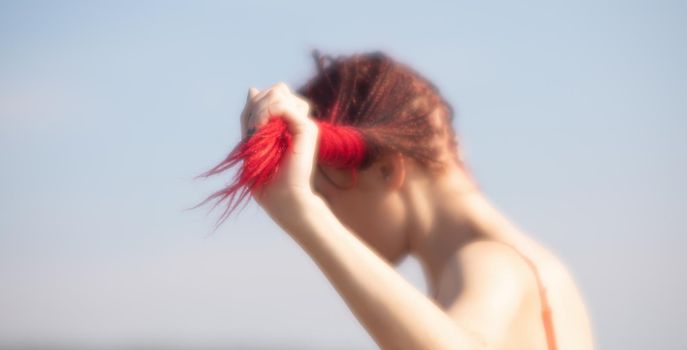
[289,195,490,350]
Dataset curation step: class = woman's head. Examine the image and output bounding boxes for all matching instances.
[295,49,472,263]
[192,49,476,257]
[296,49,462,174]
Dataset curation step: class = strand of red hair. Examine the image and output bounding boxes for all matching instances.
[187,116,367,232]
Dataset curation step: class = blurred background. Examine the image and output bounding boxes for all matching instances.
[1,0,685,349]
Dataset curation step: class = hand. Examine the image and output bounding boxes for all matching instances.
[242,82,322,231]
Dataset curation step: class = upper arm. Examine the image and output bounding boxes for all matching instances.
[435,240,533,350]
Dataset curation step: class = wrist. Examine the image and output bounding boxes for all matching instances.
[261,189,327,235]
[288,193,334,238]
[296,191,331,223]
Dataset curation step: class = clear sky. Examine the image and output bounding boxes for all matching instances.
[0,0,685,349]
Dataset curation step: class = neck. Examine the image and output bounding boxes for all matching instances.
[403,163,525,297]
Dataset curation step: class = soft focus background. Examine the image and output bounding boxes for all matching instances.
[1,1,685,349]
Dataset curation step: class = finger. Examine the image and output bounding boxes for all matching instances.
[255,82,291,104]
[259,100,318,154]
[251,100,290,129]
[241,87,261,139]
[248,87,259,100]
[274,81,291,94]
[256,98,305,124]
[250,91,279,123]
[253,97,312,131]
[252,85,276,103]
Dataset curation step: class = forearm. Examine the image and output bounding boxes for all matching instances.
[289,196,486,350]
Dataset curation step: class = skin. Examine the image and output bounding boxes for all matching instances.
[242,82,596,350]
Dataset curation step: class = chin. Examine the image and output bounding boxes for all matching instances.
[382,248,409,267]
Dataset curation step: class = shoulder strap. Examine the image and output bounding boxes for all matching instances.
[495,241,559,350]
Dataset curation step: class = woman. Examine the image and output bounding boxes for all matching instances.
[195,50,595,349]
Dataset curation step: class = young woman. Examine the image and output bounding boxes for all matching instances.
[196,50,595,349]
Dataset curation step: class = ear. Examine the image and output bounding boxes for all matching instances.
[378,151,406,190]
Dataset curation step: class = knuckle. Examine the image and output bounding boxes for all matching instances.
[266,101,286,119]
[268,100,285,112]
[295,98,309,110]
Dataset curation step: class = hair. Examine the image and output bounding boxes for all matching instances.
[189,49,472,231]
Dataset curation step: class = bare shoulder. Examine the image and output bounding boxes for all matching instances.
[434,239,542,349]
[455,239,540,290]
[458,239,531,266]
[435,239,539,304]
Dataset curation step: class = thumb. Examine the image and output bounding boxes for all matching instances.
[248,87,259,100]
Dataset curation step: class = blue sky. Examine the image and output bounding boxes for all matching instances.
[0,1,685,349]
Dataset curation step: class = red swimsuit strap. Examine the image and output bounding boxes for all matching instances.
[499,242,559,350]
